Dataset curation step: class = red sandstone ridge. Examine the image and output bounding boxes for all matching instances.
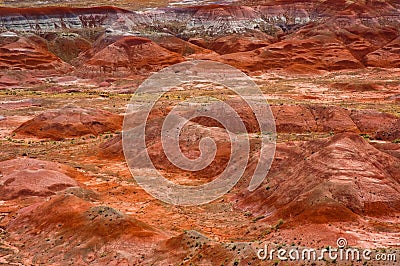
[220,34,364,72]
[272,104,359,134]
[273,105,400,140]
[372,142,400,160]
[77,36,184,76]
[0,158,82,200]
[234,133,400,224]
[13,107,123,140]
[187,33,275,55]
[99,103,400,167]
[364,36,400,68]
[150,35,219,59]
[205,34,273,55]
[203,0,399,72]
[349,109,400,141]
[0,32,71,72]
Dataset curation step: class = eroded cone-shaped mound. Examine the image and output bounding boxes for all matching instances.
[235,133,400,223]
[148,230,255,265]
[0,32,71,72]
[364,36,400,68]
[13,107,123,140]
[79,36,183,75]
[100,117,233,184]
[206,34,273,55]
[0,157,80,200]
[6,194,162,264]
[150,35,218,58]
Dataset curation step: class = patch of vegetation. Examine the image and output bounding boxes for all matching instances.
[360,133,370,139]
[252,215,265,223]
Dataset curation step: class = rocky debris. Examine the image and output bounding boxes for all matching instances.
[235,133,400,223]
[181,5,264,36]
[13,107,123,140]
[0,157,80,200]
[376,120,400,142]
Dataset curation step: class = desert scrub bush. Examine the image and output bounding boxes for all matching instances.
[360,133,370,139]
[252,215,265,222]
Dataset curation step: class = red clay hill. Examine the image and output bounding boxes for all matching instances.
[0,32,71,72]
[77,36,184,76]
[234,133,400,224]
[13,107,123,140]
[0,157,82,200]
